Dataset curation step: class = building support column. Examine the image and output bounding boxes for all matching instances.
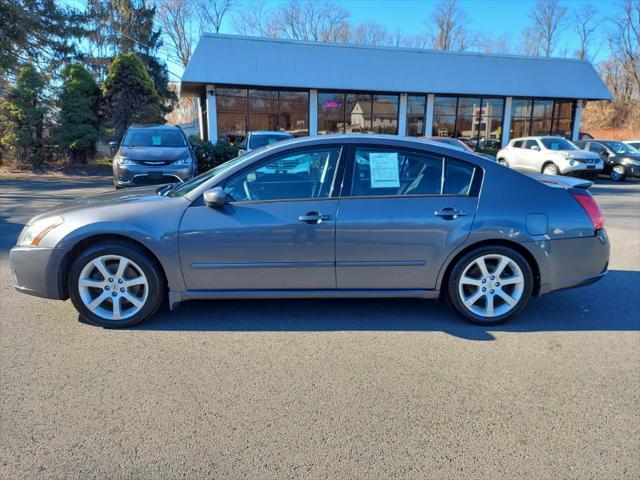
[425,94,435,137]
[205,85,217,143]
[501,96,513,147]
[197,96,206,141]
[397,93,408,136]
[309,89,318,135]
[572,100,583,141]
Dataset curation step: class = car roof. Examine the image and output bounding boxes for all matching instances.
[250,131,294,135]
[128,124,182,130]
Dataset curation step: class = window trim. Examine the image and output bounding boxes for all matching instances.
[339,143,482,199]
[218,143,348,205]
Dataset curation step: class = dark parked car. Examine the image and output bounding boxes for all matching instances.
[10,135,608,328]
[111,125,197,188]
[574,139,640,181]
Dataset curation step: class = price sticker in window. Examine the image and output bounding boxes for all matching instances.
[369,152,400,188]
[152,136,162,146]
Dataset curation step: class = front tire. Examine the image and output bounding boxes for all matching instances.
[68,241,165,328]
[446,246,534,325]
[610,165,625,182]
[542,163,559,175]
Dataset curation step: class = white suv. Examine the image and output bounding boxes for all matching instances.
[497,136,603,176]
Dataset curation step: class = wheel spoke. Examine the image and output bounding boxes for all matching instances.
[496,289,517,307]
[78,278,104,288]
[122,292,144,309]
[475,257,490,278]
[122,276,146,288]
[499,275,524,286]
[494,257,510,278]
[485,294,495,317]
[115,258,129,279]
[461,275,483,287]
[112,296,122,320]
[92,258,111,280]
[463,289,484,307]
[87,291,109,311]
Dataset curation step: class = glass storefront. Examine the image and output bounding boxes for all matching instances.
[407,95,426,136]
[510,98,575,139]
[318,91,399,134]
[216,88,309,138]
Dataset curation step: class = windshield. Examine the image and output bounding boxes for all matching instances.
[166,156,247,197]
[248,134,292,149]
[540,138,577,151]
[603,141,637,154]
[123,129,186,148]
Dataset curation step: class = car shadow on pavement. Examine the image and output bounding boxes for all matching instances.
[128,269,640,341]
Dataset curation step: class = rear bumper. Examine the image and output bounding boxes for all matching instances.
[9,246,65,300]
[536,229,610,295]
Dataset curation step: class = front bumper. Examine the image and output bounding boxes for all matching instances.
[113,162,194,188]
[537,229,610,295]
[624,163,640,178]
[9,246,66,300]
[560,160,603,176]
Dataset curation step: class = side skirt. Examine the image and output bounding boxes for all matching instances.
[168,289,440,311]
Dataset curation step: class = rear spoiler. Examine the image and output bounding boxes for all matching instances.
[526,173,592,190]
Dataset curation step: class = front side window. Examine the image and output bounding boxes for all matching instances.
[122,129,186,147]
[224,147,342,202]
[524,139,540,150]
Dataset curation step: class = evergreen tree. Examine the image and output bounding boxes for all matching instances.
[52,63,101,163]
[0,64,46,166]
[102,53,164,141]
[85,0,176,113]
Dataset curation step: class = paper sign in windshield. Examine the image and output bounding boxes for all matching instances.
[152,136,162,146]
[370,152,400,188]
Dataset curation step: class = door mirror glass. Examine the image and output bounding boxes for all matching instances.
[108,141,119,155]
[203,187,226,207]
[531,144,540,151]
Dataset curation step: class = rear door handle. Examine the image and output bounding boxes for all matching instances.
[299,212,332,224]
[434,207,467,219]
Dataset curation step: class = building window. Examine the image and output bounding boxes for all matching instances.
[318,91,398,135]
[407,95,426,136]
[510,98,575,139]
[432,95,505,155]
[216,88,309,139]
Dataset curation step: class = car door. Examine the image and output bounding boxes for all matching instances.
[521,139,542,171]
[508,140,525,168]
[589,142,613,169]
[335,145,480,290]
[179,145,345,290]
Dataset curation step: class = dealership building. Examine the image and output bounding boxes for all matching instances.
[180,34,611,154]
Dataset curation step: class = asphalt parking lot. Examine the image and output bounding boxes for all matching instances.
[1,174,639,479]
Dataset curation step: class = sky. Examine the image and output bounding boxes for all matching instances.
[61,0,617,80]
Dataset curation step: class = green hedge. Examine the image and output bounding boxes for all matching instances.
[188,136,239,173]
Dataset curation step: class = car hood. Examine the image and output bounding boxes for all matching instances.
[562,150,599,160]
[28,186,175,224]
[119,146,189,161]
[619,153,640,161]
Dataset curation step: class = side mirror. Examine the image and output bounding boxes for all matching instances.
[203,187,226,208]
[531,145,540,151]
[108,141,119,155]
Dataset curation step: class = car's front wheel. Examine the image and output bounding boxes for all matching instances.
[542,163,559,175]
[447,246,534,325]
[68,241,165,328]
[610,165,626,182]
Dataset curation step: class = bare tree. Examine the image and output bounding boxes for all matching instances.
[428,0,470,51]
[269,0,350,42]
[477,33,512,55]
[607,0,640,94]
[350,22,391,46]
[574,4,598,60]
[198,0,235,34]
[156,0,194,67]
[520,27,542,56]
[232,0,276,37]
[527,0,567,56]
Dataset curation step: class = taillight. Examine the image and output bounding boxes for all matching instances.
[571,191,604,231]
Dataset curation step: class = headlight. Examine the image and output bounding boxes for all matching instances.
[18,216,64,247]
[115,154,134,165]
[622,158,640,166]
[173,153,192,166]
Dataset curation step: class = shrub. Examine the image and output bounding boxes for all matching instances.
[188,136,239,172]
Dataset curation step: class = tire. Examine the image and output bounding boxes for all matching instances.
[542,163,559,175]
[497,158,509,167]
[68,241,165,328]
[446,246,534,326]
[610,165,626,182]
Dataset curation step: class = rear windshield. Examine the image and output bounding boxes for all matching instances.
[248,134,292,149]
[123,129,186,147]
[540,137,577,151]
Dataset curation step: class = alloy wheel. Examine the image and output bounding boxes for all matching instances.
[457,254,525,318]
[611,165,625,181]
[543,164,558,175]
[77,255,149,321]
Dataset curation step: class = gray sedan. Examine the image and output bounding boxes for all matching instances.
[9,135,610,328]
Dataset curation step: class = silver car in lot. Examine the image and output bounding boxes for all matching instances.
[9,135,609,328]
[497,136,603,176]
[112,125,197,188]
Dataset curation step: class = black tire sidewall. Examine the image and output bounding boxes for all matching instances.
[68,241,165,328]
[447,246,534,326]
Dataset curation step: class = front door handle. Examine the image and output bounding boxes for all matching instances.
[299,212,332,224]
[434,207,467,220]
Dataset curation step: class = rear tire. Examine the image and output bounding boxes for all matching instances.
[446,246,534,325]
[542,163,559,175]
[68,241,165,328]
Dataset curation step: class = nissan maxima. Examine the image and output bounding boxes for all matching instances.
[9,135,609,328]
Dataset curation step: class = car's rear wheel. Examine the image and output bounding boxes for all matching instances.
[447,246,534,325]
[542,163,559,175]
[610,165,625,182]
[68,241,165,328]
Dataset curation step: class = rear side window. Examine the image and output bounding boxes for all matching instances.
[349,148,478,197]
